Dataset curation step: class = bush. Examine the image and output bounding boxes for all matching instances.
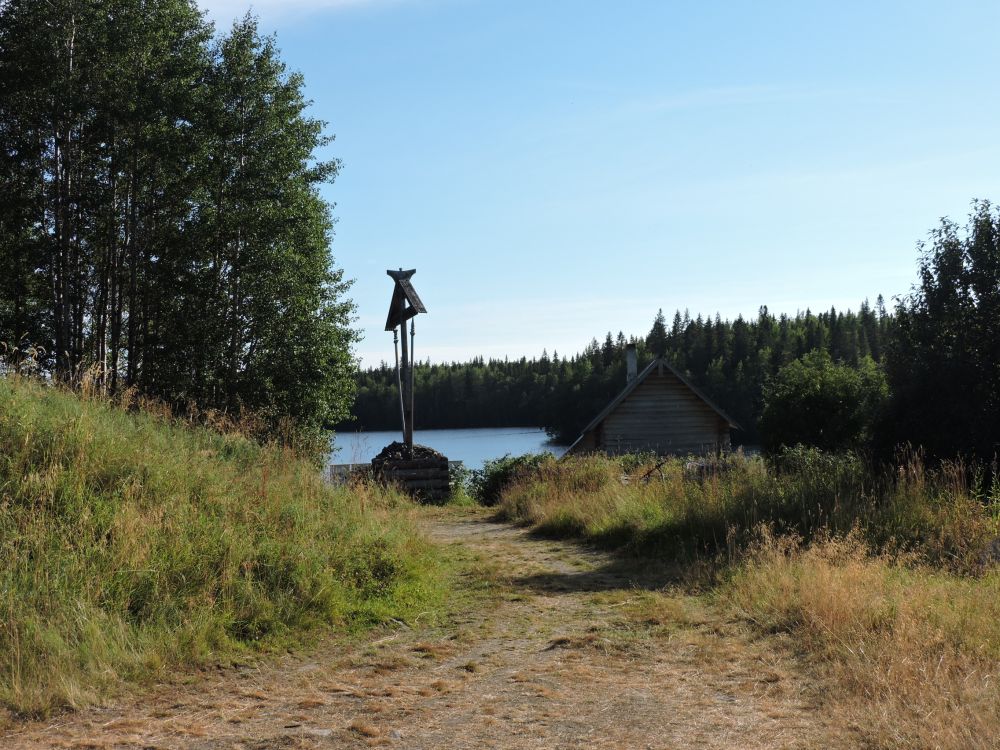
[759,351,887,454]
[469,453,555,506]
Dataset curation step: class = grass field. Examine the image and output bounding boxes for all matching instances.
[0,377,449,716]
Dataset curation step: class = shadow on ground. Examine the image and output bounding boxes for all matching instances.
[433,512,708,596]
[508,557,685,594]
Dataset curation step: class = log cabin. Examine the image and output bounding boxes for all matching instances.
[566,344,739,456]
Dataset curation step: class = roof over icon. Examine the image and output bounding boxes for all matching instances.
[385,268,427,331]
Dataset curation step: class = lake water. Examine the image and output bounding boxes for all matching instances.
[330,427,567,469]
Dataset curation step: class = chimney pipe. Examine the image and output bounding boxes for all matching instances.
[626,343,637,384]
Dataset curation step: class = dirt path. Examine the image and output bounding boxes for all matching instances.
[5,509,844,749]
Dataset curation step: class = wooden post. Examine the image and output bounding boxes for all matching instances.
[409,318,416,449]
[393,327,406,442]
[398,300,413,450]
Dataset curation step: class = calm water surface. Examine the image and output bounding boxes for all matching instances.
[331,427,567,468]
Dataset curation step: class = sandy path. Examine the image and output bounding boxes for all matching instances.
[4,509,844,749]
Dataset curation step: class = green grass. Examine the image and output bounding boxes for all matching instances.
[0,377,449,715]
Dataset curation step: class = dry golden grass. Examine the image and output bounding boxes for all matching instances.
[495,453,1000,748]
[348,719,381,737]
[411,641,454,659]
[724,533,1000,749]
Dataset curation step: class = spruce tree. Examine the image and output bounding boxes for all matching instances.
[646,308,668,356]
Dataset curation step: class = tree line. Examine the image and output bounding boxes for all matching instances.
[346,299,893,445]
[0,2,356,433]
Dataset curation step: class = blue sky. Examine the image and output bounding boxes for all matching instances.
[201,0,1000,367]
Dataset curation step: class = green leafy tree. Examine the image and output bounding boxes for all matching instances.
[166,16,355,428]
[0,3,356,434]
[0,0,212,380]
[759,351,887,454]
[881,201,1000,460]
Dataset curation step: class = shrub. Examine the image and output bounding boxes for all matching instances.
[469,453,555,506]
[759,351,887,454]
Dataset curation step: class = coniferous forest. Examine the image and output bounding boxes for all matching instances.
[346,299,893,445]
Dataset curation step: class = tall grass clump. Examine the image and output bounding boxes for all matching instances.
[496,448,999,567]
[0,377,445,715]
[724,534,1000,749]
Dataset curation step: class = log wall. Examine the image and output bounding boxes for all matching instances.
[594,369,729,456]
[373,456,451,501]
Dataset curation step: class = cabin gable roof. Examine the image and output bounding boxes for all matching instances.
[568,358,741,452]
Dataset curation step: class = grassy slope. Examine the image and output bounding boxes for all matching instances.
[0,377,447,715]
[496,453,1000,749]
